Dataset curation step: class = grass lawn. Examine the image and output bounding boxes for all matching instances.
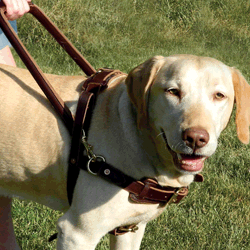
[8,0,250,249]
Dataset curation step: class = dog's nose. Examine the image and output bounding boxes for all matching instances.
[182,128,209,150]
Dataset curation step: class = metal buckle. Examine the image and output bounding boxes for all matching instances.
[118,225,139,233]
[167,188,184,205]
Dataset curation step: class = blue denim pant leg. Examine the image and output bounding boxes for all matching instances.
[0,20,17,49]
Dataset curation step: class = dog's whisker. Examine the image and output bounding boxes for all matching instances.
[156,132,164,138]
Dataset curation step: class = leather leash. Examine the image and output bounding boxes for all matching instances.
[0,2,204,239]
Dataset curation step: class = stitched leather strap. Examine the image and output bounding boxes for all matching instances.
[82,68,124,92]
[67,69,127,204]
[125,179,188,204]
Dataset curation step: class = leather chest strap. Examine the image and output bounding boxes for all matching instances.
[79,158,202,205]
[67,69,127,205]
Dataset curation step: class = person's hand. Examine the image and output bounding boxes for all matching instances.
[2,0,31,20]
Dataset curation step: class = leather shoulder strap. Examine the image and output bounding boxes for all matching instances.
[67,69,126,204]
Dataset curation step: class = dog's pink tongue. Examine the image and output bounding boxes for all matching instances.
[179,155,204,172]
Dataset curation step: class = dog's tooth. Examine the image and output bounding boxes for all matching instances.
[177,154,182,160]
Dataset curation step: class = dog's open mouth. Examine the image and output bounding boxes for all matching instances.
[161,130,207,173]
[175,153,206,172]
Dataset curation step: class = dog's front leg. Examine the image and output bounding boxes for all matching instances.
[109,223,147,250]
[56,210,104,250]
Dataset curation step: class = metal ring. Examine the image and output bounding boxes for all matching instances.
[87,156,105,175]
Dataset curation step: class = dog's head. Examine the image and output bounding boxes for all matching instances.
[125,55,250,176]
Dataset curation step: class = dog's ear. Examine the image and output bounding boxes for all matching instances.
[231,68,250,144]
[125,56,166,129]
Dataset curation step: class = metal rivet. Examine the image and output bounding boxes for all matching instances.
[104,169,111,175]
[71,158,76,164]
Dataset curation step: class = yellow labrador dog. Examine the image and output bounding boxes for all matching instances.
[0,54,249,249]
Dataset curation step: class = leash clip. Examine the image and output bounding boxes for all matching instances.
[82,130,97,161]
[82,130,106,175]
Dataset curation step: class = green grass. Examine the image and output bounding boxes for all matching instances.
[8,0,250,249]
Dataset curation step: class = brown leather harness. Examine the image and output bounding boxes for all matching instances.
[0,3,203,239]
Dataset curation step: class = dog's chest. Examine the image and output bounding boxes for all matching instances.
[129,204,167,225]
[107,189,168,226]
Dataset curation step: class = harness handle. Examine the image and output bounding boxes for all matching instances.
[28,3,96,76]
[0,2,96,133]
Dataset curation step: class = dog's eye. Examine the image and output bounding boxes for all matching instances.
[166,88,180,97]
[214,92,225,100]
